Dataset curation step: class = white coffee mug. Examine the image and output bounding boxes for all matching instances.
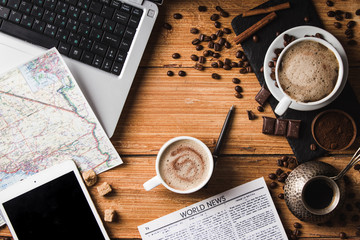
[274,37,344,116]
[143,136,214,194]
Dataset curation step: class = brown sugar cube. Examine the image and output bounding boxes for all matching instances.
[104,209,116,222]
[97,182,112,196]
[82,169,97,187]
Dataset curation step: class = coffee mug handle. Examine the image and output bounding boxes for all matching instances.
[143,175,162,191]
[275,97,292,116]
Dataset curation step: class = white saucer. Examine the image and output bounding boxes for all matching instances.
[263,26,349,111]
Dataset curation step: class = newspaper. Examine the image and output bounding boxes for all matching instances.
[138,178,287,240]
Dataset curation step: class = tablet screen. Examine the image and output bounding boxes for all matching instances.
[3,171,107,240]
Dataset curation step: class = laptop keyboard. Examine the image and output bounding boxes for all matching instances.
[0,0,143,75]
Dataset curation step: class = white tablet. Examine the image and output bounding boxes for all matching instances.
[0,161,110,240]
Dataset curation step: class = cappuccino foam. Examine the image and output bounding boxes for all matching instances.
[159,139,210,191]
[278,40,339,102]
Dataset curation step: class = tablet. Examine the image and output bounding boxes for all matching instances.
[0,161,110,240]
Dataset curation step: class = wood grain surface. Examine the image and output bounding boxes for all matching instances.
[1,0,360,239]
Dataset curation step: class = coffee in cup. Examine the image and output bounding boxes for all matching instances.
[277,40,339,103]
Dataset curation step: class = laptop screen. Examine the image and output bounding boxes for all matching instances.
[3,172,106,240]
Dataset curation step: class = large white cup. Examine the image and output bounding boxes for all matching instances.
[274,37,344,116]
[143,136,214,194]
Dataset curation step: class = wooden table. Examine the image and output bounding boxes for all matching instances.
[1,0,360,239]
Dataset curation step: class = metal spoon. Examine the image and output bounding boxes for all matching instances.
[331,146,360,181]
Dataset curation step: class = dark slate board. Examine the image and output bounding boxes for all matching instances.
[231,0,360,163]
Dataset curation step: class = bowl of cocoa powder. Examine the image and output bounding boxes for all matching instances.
[311,109,357,151]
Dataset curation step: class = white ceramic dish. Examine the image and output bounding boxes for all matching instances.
[263,26,349,111]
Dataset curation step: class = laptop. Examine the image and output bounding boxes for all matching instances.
[0,0,161,137]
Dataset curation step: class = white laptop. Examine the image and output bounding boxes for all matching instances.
[0,0,160,137]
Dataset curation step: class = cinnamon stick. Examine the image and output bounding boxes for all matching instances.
[234,12,277,45]
[242,2,290,17]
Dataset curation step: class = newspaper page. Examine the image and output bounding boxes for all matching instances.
[138,177,287,240]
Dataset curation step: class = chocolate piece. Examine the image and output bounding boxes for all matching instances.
[255,86,271,106]
[262,117,276,134]
[247,110,256,120]
[274,119,288,136]
[286,120,301,139]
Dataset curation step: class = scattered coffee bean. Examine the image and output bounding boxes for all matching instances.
[339,232,347,239]
[214,43,222,51]
[326,0,334,6]
[310,143,317,151]
[268,61,274,68]
[334,22,342,28]
[315,33,324,39]
[241,55,247,61]
[252,35,259,42]
[208,41,214,48]
[327,10,336,17]
[294,222,302,229]
[216,30,224,37]
[223,28,231,34]
[194,63,204,71]
[172,53,180,59]
[277,159,283,167]
[236,50,244,58]
[192,39,200,45]
[213,53,221,58]
[199,56,206,64]
[199,34,205,41]
[204,36,211,42]
[274,48,283,55]
[304,16,310,22]
[354,164,360,170]
[345,28,353,35]
[239,68,247,74]
[196,45,203,51]
[235,86,243,93]
[190,54,199,61]
[275,168,283,176]
[211,62,219,68]
[210,34,217,40]
[257,106,264,112]
[173,13,182,19]
[224,41,231,48]
[211,73,221,79]
[178,70,186,77]
[217,60,224,68]
[214,21,221,28]
[163,23,172,30]
[215,6,223,12]
[269,181,278,188]
[347,20,356,28]
[277,176,285,182]
[356,9,360,16]
[167,70,174,76]
[218,38,226,46]
[198,6,207,12]
[232,78,240,84]
[269,173,276,180]
[345,12,352,19]
[238,61,244,67]
[278,193,284,199]
[190,28,199,34]
[335,15,343,21]
[223,64,231,70]
[348,40,357,45]
[203,50,210,57]
[247,110,255,120]
[293,229,301,236]
[224,58,231,65]
[220,11,229,17]
[210,14,220,21]
[346,34,354,39]
[246,66,253,73]
[231,62,238,68]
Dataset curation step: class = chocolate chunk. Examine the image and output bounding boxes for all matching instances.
[247,110,256,120]
[262,117,276,134]
[286,120,301,139]
[274,119,288,136]
[255,86,271,106]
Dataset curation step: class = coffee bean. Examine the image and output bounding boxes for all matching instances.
[335,10,344,15]
[335,15,343,21]
[235,86,242,93]
[210,14,220,21]
[211,62,219,68]
[203,50,210,57]
[210,34,217,40]
[356,9,360,16]
[277,159,283,166]
[269,181,278,188]
[234,92,243,98]
[283,34,290,42]
[334,22,342,28]
[247,110,255,120]
[190,28,199,34]
[214,43,222,51]
[215,6,223,12]
[290,234,298,240]
[204,36,212,42]
[167,70,174,76]
[216,30,224,37]
[173,13,182,19]
[238,61,244,67]
[346,33,354,39]
[213,53,221,58]
[347,20,356,28]
[282,160,288,167]
[214,21,221,28]
[293,229,301,236]
[218,38,226,46]
[236,50,244,58]
[231,62,238,68]
[277,176,285,182]
[326,0,333,6]
[278,193,284,199]
[199,56,206,64]
[339,232,347,239]
[246,66,253,73]
[348,40,357,45]
[241,55,247,61]
[268,61,274,68]
[224,58,231,65]
[239,68,247,74]
[196,45,203,51]
[257,106,264,112]
[198,6,207,12]
[223,28,231,34]
[345,12,352,19]
[220,11,229,17]
[315,33,323,39]
[172,53,180,59]
[163,23,172,30]
[293,222,302,229]
[199,34,205,41]
[211,73,221,79]
[194,63,204,71]
[232,78,240,84]
[208,41,214,48]
[250,35,259,42]
[327,10,336,17]
[354,164,360,170]
[304,16,310,22]
[223,64,231,70]
[274,48,283,55]
[345,28,353,35]
[190,54,199,61]
[217,60,224,68]
[178,70,186,77]
[310,143,317,151]
[224,41,231,49]
[192,39,200,45]
[269,173,276,180]
[275,168,283,176]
